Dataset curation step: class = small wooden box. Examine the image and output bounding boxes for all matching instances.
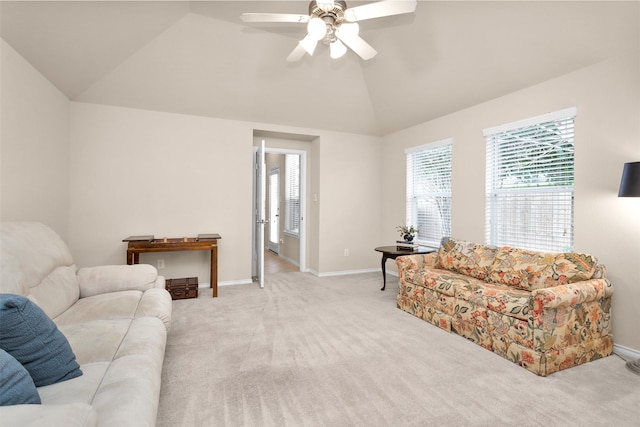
[166,277,198,300]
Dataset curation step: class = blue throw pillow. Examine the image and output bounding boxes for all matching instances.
[0,294,82,387]
[0,348,41,405]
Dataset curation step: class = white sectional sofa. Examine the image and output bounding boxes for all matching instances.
[0,222,172,426]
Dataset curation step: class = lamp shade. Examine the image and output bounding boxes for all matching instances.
[618,161,640,197]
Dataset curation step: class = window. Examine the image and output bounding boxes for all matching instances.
[484,107,576,252]
[284,154,300,236]
[405,139,452,246]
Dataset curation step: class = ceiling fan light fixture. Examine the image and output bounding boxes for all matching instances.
[242,0,417,62]
[330,39,347,59]
[307,17,327,40]
[299,34,318,55]
[336,22,359,39]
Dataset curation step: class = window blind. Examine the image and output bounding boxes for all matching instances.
[405,139,452,246]
[284,154,300,236]
[484,109,576,252]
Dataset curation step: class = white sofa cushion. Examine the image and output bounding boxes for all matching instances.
[28,266,80,319]
[77,264,159,298]
[59,320,130,365]
[1,222,78,315]
[0,403,97,427]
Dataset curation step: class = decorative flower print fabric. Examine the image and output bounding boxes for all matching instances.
[396,239,612,376]
[436,238,499,281]
[488,247,598,291]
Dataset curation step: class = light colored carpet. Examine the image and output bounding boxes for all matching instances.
[157,272,639,426]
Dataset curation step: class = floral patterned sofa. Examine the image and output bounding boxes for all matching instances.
[396,238,613,376]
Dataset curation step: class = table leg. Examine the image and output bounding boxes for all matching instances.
[381,254,388,291]
[126,250,137,265]
[210,246,218,298]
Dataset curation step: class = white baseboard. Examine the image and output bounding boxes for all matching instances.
[312,268,379,277]
[613,344,640,361]
[278,254,300,267]
[198,279,253,288]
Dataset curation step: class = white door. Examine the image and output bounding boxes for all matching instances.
[254,140,266,288]
[268,168,280,253]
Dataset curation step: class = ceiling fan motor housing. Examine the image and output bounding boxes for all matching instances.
[309,1,348,44]
[309,0,347,20]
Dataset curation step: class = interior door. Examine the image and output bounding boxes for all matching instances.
[268,168,280,253]
[255,140,266,288]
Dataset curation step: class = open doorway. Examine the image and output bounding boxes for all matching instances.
[252,143,307,284]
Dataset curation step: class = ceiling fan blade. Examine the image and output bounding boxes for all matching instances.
[336,32,377,60]
[344,0,417,22]
[241,13,310,24]
[286,43,308,62]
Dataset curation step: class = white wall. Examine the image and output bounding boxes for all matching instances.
[382,52,640,351]
[315,131,383,275]
[68,103,382,286]
[68,103,254,284]
[0,39,70,238]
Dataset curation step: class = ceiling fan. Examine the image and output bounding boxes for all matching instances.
[241,0,417,61]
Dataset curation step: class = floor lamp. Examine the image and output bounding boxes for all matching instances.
[618,161,640,374]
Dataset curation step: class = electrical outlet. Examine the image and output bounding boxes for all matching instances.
[344,249,349,257]
[157,259,165,269]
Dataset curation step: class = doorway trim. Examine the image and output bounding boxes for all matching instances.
[253,146,307,273]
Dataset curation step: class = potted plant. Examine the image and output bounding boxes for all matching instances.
[397,225,418,242]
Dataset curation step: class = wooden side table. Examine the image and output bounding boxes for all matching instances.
[123,234,221,297]
[374,245,437,291]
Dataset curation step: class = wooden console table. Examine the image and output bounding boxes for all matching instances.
[123,234,221,297]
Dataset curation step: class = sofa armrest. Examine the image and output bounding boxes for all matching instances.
[396,253,438,276]
[532,278,613,310]
[0,403,97,427]
[77,264,160,298]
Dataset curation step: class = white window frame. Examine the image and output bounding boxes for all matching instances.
[484,107,576,252]
[284,153,300,237]
[405,138,453,247]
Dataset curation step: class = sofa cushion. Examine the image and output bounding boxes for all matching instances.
[0,403,97,427]
[53,290,143,327]
[436,238,499,281]
[27,266,80,320]
[59,320,130,365]
[77,264,159,298]
[37,362,109,406]
[488,247,599,291]
[455,280,533,322]
[404,268,487,298]
[0,348,41,405]
[0,294,82,387]
[0,222,74,298]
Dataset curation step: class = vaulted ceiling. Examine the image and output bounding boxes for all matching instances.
[1,1,638,136]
